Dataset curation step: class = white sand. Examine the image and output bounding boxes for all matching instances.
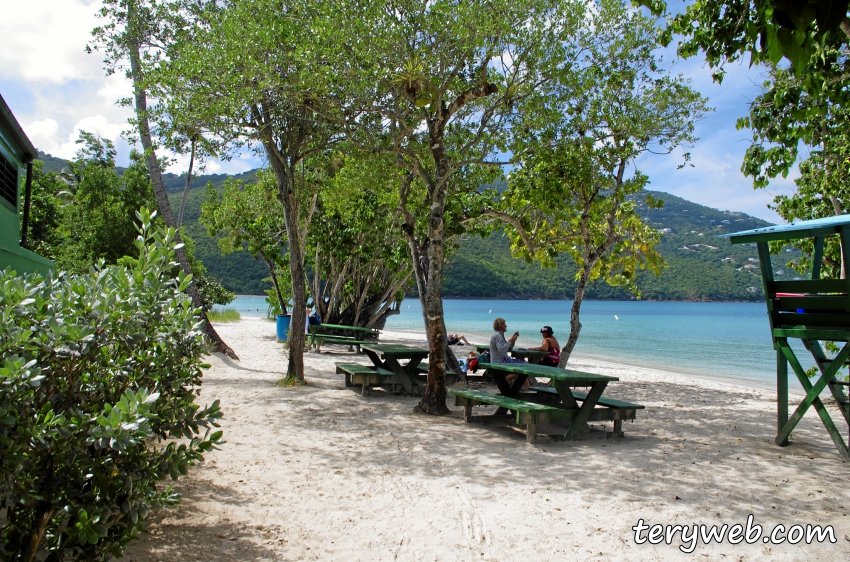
[124,317,850,561]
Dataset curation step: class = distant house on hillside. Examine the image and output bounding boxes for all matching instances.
[0,94,53,276]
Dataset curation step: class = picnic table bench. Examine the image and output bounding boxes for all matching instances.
[308,323,380,353]
[448,388,562,444]
[529,386,645,434]
[727,216,850,458]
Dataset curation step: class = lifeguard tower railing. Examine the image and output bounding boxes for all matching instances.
[727,215,850,458]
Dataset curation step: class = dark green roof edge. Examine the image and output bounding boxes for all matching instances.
[0,93,37,160]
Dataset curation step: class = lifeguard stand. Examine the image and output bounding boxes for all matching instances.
[728,216,850,458]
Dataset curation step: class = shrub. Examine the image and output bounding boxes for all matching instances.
[0,209,222,561]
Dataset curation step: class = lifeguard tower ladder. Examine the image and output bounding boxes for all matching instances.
[728,216,850,458]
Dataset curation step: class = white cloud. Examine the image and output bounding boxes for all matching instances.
[24,113,131,160]
[0,0,103,84]
[24,118,60,152]
[97,73,134,104]
[166,151,227,175]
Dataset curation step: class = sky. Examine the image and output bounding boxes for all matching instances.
[0,0,798,223]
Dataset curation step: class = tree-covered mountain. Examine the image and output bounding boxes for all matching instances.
[37,152,797,300]
[444,191,796,301]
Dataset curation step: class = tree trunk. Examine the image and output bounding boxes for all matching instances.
[264,147,308,381]
[177,138,195,228]
[415,154,452,414]
[281,188,308,381]
[559,267,591,367]
[125,8,237,359]
[260,250,287,314]
[22,502,53,562]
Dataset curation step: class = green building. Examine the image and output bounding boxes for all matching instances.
[0,94,53,276]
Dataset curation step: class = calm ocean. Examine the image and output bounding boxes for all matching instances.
[220,296,818,390]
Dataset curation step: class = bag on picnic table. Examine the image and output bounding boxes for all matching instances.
[478,350,490,364]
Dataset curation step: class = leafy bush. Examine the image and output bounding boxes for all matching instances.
[0,209,223,561]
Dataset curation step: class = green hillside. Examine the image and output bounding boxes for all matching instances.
[445,192,797,301]
[37,153,798,300]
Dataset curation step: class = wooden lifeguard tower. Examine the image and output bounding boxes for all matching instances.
[728,216,850,458]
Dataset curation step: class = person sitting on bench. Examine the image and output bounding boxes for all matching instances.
[530,325,560,367]
[490,317,529,388]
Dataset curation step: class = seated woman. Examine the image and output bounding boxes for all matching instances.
[447,333,471,346]
[531,325,560,367]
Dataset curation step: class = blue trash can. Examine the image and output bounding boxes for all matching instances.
[276,314,291,341]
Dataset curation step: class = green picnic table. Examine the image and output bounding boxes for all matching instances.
[360,343,429,395]
[308,323,380,353]
[448,362,641,442]
[727,216,850,458]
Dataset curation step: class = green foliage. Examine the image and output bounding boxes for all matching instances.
[0,209,222,561]
[737,63,850,277]
[308,148,414,327]
[207,308,241,322]
[655,0,850,88]
[200,170,288,313]
[28,136,234,312]
[20,160,64,260]
[485,0,708,358]
[49,134,158,274]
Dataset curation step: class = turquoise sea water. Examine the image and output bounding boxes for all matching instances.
[220,296,816,389]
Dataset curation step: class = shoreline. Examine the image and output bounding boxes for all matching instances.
[381,328,801,397]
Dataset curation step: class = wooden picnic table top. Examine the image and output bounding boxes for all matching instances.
[360,343,430,358]
[484,362,618,383]
[510,348,548,361]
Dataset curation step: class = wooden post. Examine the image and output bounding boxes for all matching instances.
[776,346,789,446]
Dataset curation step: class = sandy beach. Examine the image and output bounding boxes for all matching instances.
[123,317,850,561]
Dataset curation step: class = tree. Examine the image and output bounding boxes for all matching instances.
[90,0,238,358]
[489,0,709,364]
[152,0,342,381]
[306,148,414,329]
[52,133,156,274]
[201,170,290,315]
[19,160,64,260]
[314,0,585,413]
[653,0,850,274]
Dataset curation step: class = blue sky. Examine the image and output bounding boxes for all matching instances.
[0,0,797,222]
